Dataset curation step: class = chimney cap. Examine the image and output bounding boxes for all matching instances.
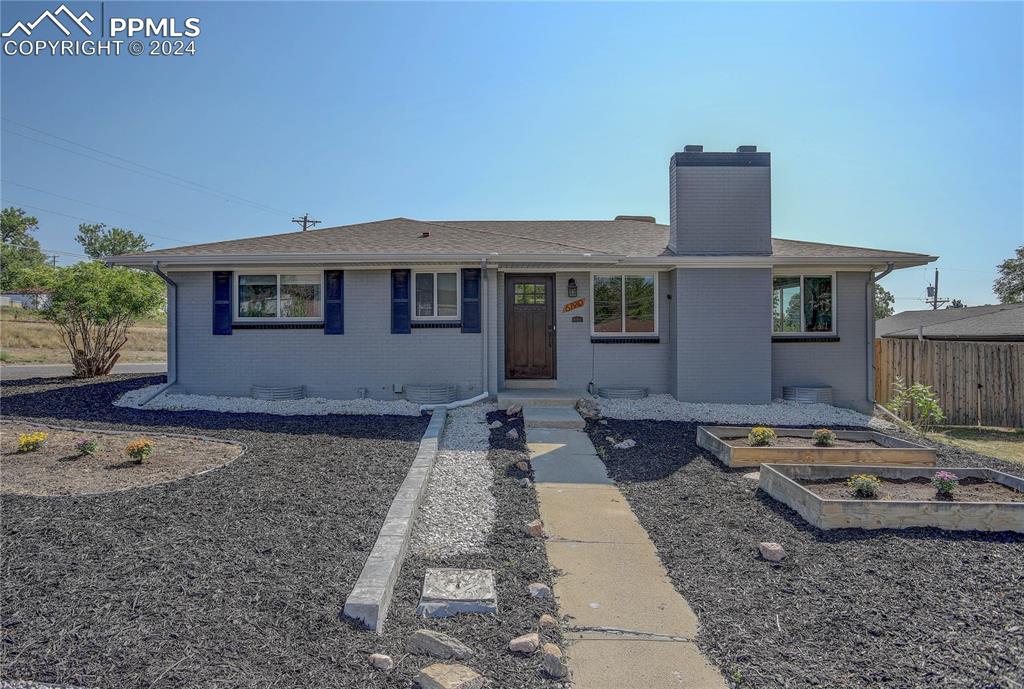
[736,145,757,153]
[683,144,704,152]
[614,215,656,223]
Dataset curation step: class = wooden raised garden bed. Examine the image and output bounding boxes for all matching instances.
[759,463,1024,533]
[696,426,935,468]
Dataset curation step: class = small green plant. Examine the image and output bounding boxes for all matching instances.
[125,438,154,464]
[886,377,945,432]
[0,351,13,363]
[812,428,837,447]
[75,437,98,456]
[931,470,959,497]
[747,426,777,447]
[18,431,47,453]
[847,473,882,498]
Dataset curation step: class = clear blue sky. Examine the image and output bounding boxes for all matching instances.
[2,1,1021,308]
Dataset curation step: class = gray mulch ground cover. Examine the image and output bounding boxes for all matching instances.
[1,375,430,688]
[348,410,562,688]
[588,419,1024,689]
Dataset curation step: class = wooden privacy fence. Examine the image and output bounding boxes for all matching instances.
[874,338,1024,429]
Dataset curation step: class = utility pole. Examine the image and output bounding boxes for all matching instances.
[926,269,949,310]
[291,213,321,232]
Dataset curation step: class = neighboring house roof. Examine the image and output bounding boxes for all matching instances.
[107,217,936,268]
[876,303,1024,342]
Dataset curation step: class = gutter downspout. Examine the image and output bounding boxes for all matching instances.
[420,259,490,413]
[137,262,177,406]
[866,262,894,407]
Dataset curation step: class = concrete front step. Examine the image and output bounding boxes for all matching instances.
[524,405,585,430]
[498,390,585,410]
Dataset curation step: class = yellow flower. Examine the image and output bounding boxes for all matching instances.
[18,432,48,453]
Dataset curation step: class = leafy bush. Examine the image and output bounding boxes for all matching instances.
[42,262,164,378]
[847,473,882,498]
[885,377,945,432]
[18,432,47,453]
[931,470,959,497]
[125,438,154,464]
[75,438,98,456]
[812,428,837,447]
[748,426,777,447]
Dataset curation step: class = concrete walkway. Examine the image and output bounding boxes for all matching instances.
[528,422,727,689]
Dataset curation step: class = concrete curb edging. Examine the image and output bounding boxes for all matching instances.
[343,408,447,633]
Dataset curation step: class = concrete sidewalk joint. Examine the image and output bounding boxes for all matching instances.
[343,408,447,633]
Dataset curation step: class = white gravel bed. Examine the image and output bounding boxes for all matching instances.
[596,394,893,429]
[411,403,496,557]
[113,385,422,416]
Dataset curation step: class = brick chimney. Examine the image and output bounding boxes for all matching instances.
[668,145,771,255]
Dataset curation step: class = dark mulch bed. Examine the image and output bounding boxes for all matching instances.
[346,410,561,688]
[587,418,1024,689]
[1,375,430,688]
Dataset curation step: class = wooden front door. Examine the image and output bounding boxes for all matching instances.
[505,275,555,379]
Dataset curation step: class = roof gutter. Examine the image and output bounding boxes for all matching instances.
[105,252,937,270]
[867,262,895,407]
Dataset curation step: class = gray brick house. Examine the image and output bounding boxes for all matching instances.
[108,146,936,412]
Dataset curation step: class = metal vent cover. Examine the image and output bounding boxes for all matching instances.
[405,384,458,405]
[782,385,833,405]
[251,385,306,401]
[598,387,649,400]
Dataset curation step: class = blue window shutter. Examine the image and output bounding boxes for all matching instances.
[213,271,232,335]
[462,268,481,333]
[392,269,411,334]
[324,270,344,334]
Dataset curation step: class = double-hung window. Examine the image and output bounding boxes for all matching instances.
[592,273,658,335]
[772,274,834,334]
[414,271,459,320]
[236,272,323,320]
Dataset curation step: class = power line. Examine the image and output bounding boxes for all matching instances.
[2,121,296,217]
[292,213,321,231]
[4,200,188,247]
[2,240,89,259]
[2,180,205,243]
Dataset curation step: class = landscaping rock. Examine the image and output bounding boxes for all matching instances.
[541,643,569,679]
[506,403,523,416]
[522,519,544,537]
[599,419,608,425]
[519,478,532,488]
[368,653,394,670]
[613,439,636,450]
[758,542,786,562]
[515,460,530,472]
[575,398,601,419]
[506,429,520,440]
[509,632,540,654]
[742,471,760,481]
[528,582,551,598]
[414,663,485,689]
[538,613,558,629]
[488,420,503,429]
[406,629,474,660]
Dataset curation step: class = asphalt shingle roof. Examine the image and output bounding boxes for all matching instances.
[876,303,1024,341]
[124,217,933,262]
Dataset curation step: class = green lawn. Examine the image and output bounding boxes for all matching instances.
[929,427,1024,465]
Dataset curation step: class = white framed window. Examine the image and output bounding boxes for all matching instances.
[591,273,658,336]
[235,272,323,321]
[413,270,460,320]
[772,273,835,335]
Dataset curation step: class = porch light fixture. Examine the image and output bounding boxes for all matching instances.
[567,278,578,297]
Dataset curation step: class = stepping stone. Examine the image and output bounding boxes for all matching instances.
[415,663,485,689]
[417,568,497,618]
